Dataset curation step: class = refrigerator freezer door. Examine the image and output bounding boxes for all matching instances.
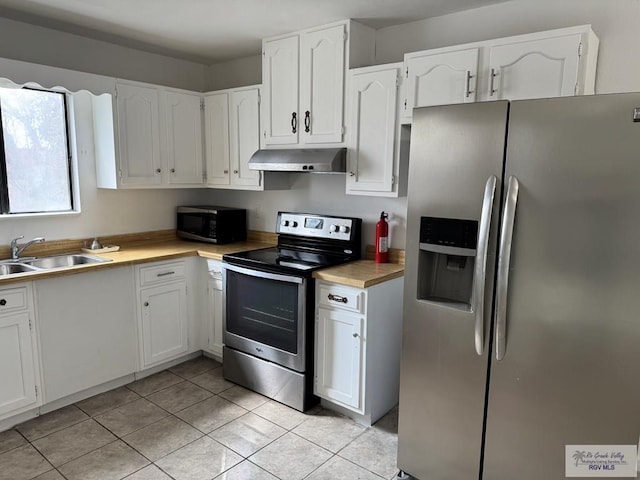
[398,101,508,479]
[483,93,640,479]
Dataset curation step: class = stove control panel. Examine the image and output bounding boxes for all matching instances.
[277,212,356,241]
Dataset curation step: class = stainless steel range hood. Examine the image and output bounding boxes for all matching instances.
[248,148,346,173]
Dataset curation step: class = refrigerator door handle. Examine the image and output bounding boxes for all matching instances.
[495,175,520,361]
[473,175,497,355]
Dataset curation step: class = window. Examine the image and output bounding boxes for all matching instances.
[0,87,73,214]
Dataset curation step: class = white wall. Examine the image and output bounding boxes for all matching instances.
[206,55,262,91]
[374,0,640,94]
[2,1,640,249]
[203,174,407,250]
[0,16,211,247]
[0,92,206,246]
[199,0,640,249]
[0,16,206,91]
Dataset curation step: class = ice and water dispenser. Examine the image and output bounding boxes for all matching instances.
[417,216,478,310]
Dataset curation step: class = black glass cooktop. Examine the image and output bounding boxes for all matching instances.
[223,246,353,276]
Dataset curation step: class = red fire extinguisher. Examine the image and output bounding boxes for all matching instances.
[375,211,389,263]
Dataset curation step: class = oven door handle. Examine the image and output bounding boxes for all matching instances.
[223,262,304,284]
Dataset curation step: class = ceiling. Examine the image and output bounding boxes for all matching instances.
[0,0,511,64]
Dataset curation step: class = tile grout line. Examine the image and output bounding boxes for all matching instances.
[6,357,398,480]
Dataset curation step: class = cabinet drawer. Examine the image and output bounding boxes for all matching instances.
[318,282,365,314]
[0,287,28,314]
[139,261,185,286]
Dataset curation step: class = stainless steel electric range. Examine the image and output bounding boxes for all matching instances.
[222,211,362,411]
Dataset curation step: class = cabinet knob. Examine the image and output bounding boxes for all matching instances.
[156,168,161,173]
[353,332,359,338]
[233,169,239,174]
[0,298,6,306]
[143,301,149,307]
[349,171,355,177]
[170,168,175,173]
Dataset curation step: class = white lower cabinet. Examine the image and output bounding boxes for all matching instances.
[314,277,404,425]
[0,284,40,420]
[315,306,363,409]
[136,260,189,369]
[205,260,224,359]
[36,268,137,403]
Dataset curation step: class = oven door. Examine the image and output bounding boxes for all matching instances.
[223,263,306,372]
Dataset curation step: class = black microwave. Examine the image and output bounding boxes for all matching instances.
[177,206,247,244]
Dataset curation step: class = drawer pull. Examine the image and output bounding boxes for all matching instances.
[328,294,348,304]
[0,298,6,306]
[353,332,359,338]
[156,271,175,277]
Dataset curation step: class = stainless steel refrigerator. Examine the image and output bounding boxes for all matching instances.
[397,94,640,479]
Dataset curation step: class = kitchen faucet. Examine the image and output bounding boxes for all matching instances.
[10,236,45,260]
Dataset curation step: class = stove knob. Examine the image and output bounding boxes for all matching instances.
[292,221,298,228]
[281,220,290,227]
[339,225,350,233]
[330,224,339,232]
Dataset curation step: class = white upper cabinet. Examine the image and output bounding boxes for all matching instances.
[346,63,405,197]
[403,48,479,122]
[164,90,204,185]
[300,24,346,144]
[204,85,287,191]
[204,92,231,186]
[402,25,599,123]
[487,34,582,100]
[229,88,262,187]
[116,82,162,186]
[262,20,374,148]
[98,80,205,188]
[262,36,299,146]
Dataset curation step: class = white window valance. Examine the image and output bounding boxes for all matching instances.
[0,57,116,96]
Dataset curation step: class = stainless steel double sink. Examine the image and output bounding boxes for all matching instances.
[0,254,111,277]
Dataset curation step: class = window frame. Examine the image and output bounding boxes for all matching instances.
[0,86,75,215]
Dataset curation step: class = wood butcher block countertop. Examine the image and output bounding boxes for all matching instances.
[0,230,275,286]
[313,260,404,289]
[0,230,404,287]
[313,245,405,288]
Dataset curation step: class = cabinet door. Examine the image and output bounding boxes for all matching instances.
[315,307,363,410]
[164,91,204,185]
[263,35,299,146]
[116,83,162,186]
[0,312,37,416]
[402,48,479,122]
[347,67,399,194]
[300,24,346,144]
[487,34,581,100]
[207,278,224,358]
[140,281,188,367]
[37,268,137,403]
[229,88,262,187]
[204,93,231,186]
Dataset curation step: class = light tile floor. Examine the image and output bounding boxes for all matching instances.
[0,356,400,480]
